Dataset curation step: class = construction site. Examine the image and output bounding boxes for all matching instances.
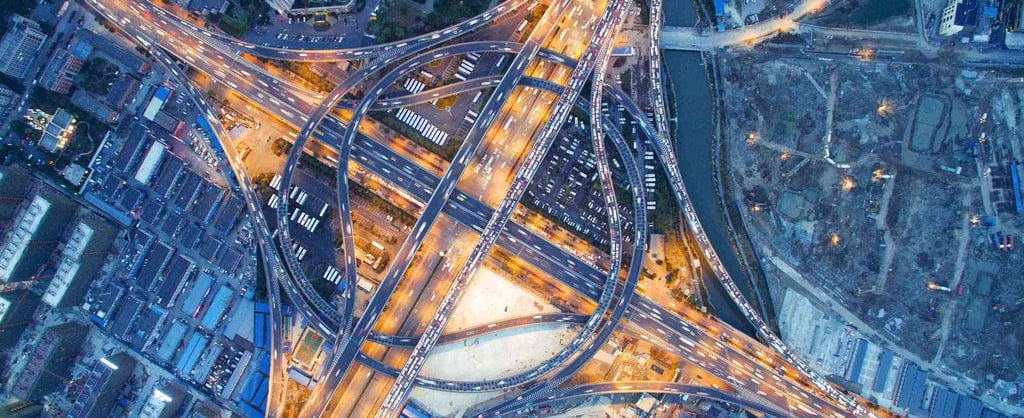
[715,46,1024,410]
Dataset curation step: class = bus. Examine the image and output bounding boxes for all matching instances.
[515,20,528,33]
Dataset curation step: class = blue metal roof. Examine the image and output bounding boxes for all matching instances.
[157,321,188,362]
[930,387,959,418]
[180,273,215,318]
[235,353,271,416]
[70,39,93,60]
[714,0,728,17]
[254,378,268,409]
[873,350,894,392]
[957,396,984,418]
[257,352,271,373]
[84,192,134,228]
[254,310,268,349]
[848,339,868,382]
[238,403,263,418]
[897,363,928,414]
[195,115,225,155]
[200,285,234,330]
[175,333,208,375]
[154,87,171,101]
[981,409,1008,418]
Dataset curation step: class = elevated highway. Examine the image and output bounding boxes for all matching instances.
[150,43,847,412]
[494,381,791,417]
[472,12,645,412]
[100,0,871,412]
[277,42,527,388]
[367,313,588,348]
[378,1,631,413]
[146,0,533,61]
[309,3,580,414]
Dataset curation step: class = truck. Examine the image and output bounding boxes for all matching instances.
[357,278,375,293]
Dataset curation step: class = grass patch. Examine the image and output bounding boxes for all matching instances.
[368,0,494,43]
[78,57,118,96]
[275,61,336,93]
[208,0,270,37]
[350,181,415,224]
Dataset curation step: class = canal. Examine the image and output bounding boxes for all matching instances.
[661,0,757,336]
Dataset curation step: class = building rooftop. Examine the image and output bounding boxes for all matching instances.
[138,383,187,418]
[127,303,162,349]
[0,187,76,282]
[155,254,193,308]
[38,108,77,153]
[931,387,961,418]
[110,295,145,340]
[156,320,188,362]
[42,217,117,308]
[114,126,151,173]
[75,30,150,74]
[180,272,215,319]
[90,284,124,326]
[954,0,980,27]
[68,352,137,418]
[105,74,141,110]
[897,363,929,415]
[175,332,209,378]
[211,196,244,235]
[0,16,47,79]
[71,90,120,124]
[135,242,172,292]
[11,322,88,401]
[200,285,234,330]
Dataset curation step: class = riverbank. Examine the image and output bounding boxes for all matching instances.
[707,52,779,333]
[661,0,775,336]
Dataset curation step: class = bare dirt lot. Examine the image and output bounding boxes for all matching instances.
[718,49,1024,401]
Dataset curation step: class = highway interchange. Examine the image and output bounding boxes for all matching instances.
[83,0,881,416]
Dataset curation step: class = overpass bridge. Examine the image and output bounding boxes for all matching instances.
[659,0,828,51]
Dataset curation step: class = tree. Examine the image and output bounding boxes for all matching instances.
[271,137,292,156]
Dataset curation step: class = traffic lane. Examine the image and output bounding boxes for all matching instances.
[607,83,831,409]
[625,300,842,416]
[480,25,646,407]
[368,313,588,347]
[128,0,831,409]
[348,127,610,295]
[108,0,323,106]
[326,41,529,325]
[510,382,790,418]
[344,81,815,418]
[364,0,581,407]
[202,0,533,61]
[354,106,830,414]
[272,25,468,348]
[320,6,572,398]
[344,220,477,416]
[371,75,505,110]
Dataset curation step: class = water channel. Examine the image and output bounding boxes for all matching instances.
[661,0,757,336]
